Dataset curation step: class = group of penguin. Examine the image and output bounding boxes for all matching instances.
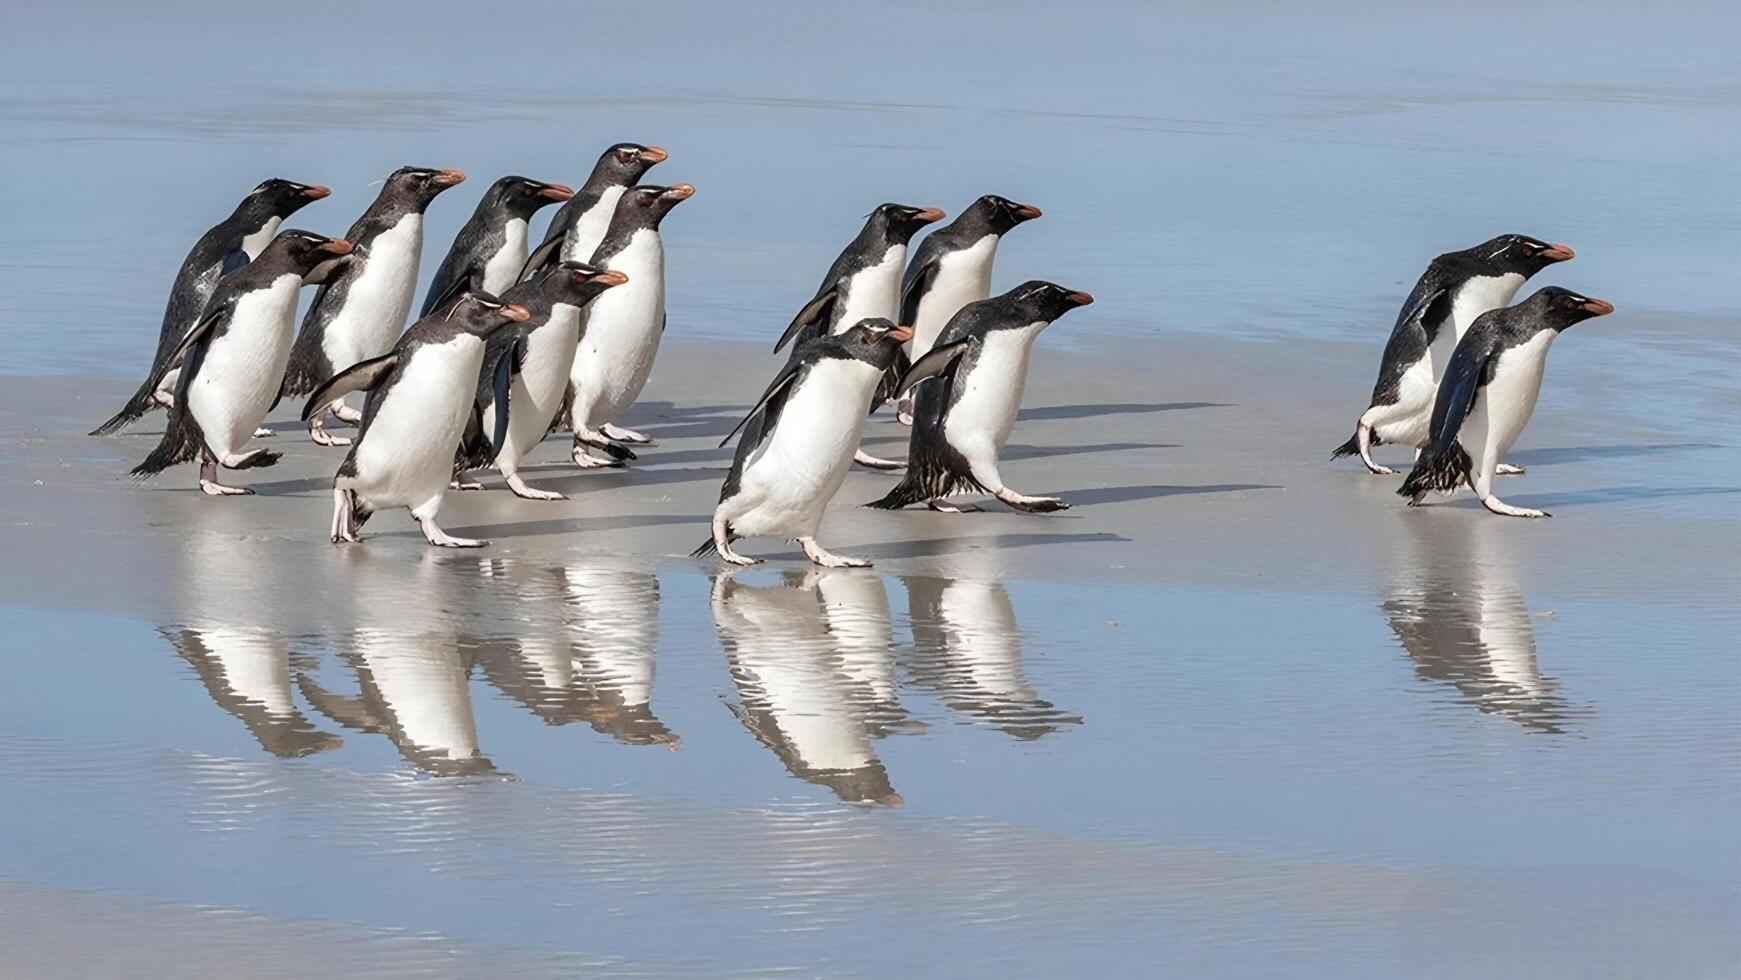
[92,144,1090,565]
[1334,234,1613,517]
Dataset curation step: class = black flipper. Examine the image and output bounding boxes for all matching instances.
[773,288,835,353]
[898,259,939,326]
[867,353,979,510]
[1399,338,1493,502]
[420,270,474,320]
[128,303,233,476]
[718,357,806,449]
[300,353,399,421]
[219,247,249,277]
[520,226,565,283]
[895,337,971,394]
[489,340,516,453]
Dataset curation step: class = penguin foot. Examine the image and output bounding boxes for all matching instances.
[997,489,1070,513]
[506,474,565,501]
[800,537,870,568]
[895,396,915,426]
[927,498,983,513]
[417,516,486,548]
[853,449,906,471]
[153,390,176,409]
[308,421,352,447]
[253,427,275,439]
[571,446,627,469]
[720,549,760,567]
[199,479,253,496]
[450,471,485,491]
[331,404,364,425]
[1481,496,1550,519]
[603,423,654,445]
[1496,462,1527,476]
[1363,461,1397,476]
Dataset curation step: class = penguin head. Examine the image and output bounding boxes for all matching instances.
[1003,280,1096,324]
[266,229,354,277]
[549,261,630,306]
[621,183,695,228]
[487,175,576,218]
[838,317,914,368]
[973,194,1044,235]
[452,291,532,335]
[869,203,946,245]
[1475,234,1576,276]
[1524,286,1614,331]
[589,143,668,189]
[246,178,330,219]
[383,166,467,209]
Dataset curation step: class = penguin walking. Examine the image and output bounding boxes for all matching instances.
[129,231,354,494]
[1398,287,1613,517]
[458,262,629,499]
[520,143,667,282]
[868,281,1093,513]
[895,195,1042,423]
[419,175,574,318]
[305,293,530,548]
[697,318,913,567]
[564,183,693,467]
[1333,234,1575,475]
[281,166,466,445]
[92,178,330,435]
[771,203,945,470]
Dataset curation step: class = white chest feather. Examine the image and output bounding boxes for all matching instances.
[238,217,282,261]
[1426,274,1525,381]
[568,231,666,425]
[832,245,905,334]
[480,217,528,295]
[350,335,483,507]
[731,358,881,537]
[910,236,999,355]
[561,188,627,264]
[354,636,482,763]
[944,323,1046,450]
[489,302,583,464]
[1464,330,1556,465]
[187,273,303,455]
[323,214,422,366]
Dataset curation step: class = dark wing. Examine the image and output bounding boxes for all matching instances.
[152,297,233,396]
[1367,284,1449,406]
[488,338,518,452]
[773,287,835,353]
[219,247,250,277]
[895,337,971,394]
[1426,332,1498,457]
[420,261,474,319]
[520,227,565,283]
[898,256,940,326]
[300,353,400,420]
[718,357,807,449]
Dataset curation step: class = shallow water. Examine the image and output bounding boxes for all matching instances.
[3,1,1741,975]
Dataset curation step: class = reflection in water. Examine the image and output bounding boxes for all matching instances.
[904,577,1082,740]
[711,570,904,806]
[1384,520,1581,733]
[471,564,678,749]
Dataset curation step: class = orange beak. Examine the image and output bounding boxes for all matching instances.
[540,182,575,201]
[914,207,945,223]
[1541,243,1575,262]
[320,238,354,255]
[433,169,466,187]
[1581,297,1614,315]
[590,269,630,287]
[1066,290,1094,306]
[886,325,914,343]
[502,303,531,323]
[639,146,668,164]
[303,185,331,200]
[662,183,695,201]
[1015,203,1042,220]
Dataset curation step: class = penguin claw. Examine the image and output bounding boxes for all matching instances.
[1496,463,1527,475]
[720,551,760,567]
[199,480,253,496]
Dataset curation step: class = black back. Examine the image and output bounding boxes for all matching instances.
[525,143,667,279]
[421,176,571,318]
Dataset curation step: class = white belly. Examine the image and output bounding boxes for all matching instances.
[200,628,297,716]
[569,231,664,427]
[321,214,422,369]
[186,274,302,458]
[1450,273,1526,343]
[345,336,483,510]
[489,304,581,467]
[728,358,881,539]
[943,324,1044,455]
[480,217,528,295]
[830,245,904,335]
[560,189,626,264]
[1461,332,1554,475]
[908,236,997,357]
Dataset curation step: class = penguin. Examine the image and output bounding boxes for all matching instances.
[564,183,694,467]
[868,281,1093,513]
[129,230,355,495]
[304,293,531,548]
[520,143,668,281]
[697,318,914,567]
[1398,287,1614,517]
[1333,234,1575,475]
[281,166,467,445]
[771,202,945,470]
[419,175,574,318]
[457,262,629,498]
[894,194,1043,423]
[92,178,330,435]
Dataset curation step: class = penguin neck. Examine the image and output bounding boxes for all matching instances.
[1450,272,1526,338]
[560,185,628,263]
[238,216,283,260]
[593,224,662,269]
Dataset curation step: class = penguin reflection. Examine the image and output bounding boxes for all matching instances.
[298,554,496,775]
[470,564,678,748]
[163,530,340,758]
[1384,517,1578,732]
[710,570,904,805]
[903,576,1082,740]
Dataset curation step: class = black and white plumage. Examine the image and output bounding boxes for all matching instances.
[698,318,914,568]
[420,175,574,318]
[1398,287,1613,517]
[1333,234,1575,475]
[306,293,530,548]
[564,183,694,467]
[868,281,1093,513]
[92,179,329,435]
[453,262,629,499]
[895,194,1042,422]
[281,166,466,445]
[520,143,667,282]
[129,231,354,494]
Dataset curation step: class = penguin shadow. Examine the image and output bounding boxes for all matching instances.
[532,462,725,492]
[1384,517,1587,733]
[1017,401,1227,422]
[1045,483,1279,506]
[1504,442,1722,467]
[1435,484,1741,511]
[439,512,708,541]
[709,568,908,805]
[831,531,1128,562]
[162,625,344,758]
[1002,441,1178,462]
[612,401,751,442]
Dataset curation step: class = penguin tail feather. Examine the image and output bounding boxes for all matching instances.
[229,450,281,471]
[1398,445,1471,503]
[129,422,200,480]
[1329,433,1361,460]
[91,380,164,436]
[690,536,720,559]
